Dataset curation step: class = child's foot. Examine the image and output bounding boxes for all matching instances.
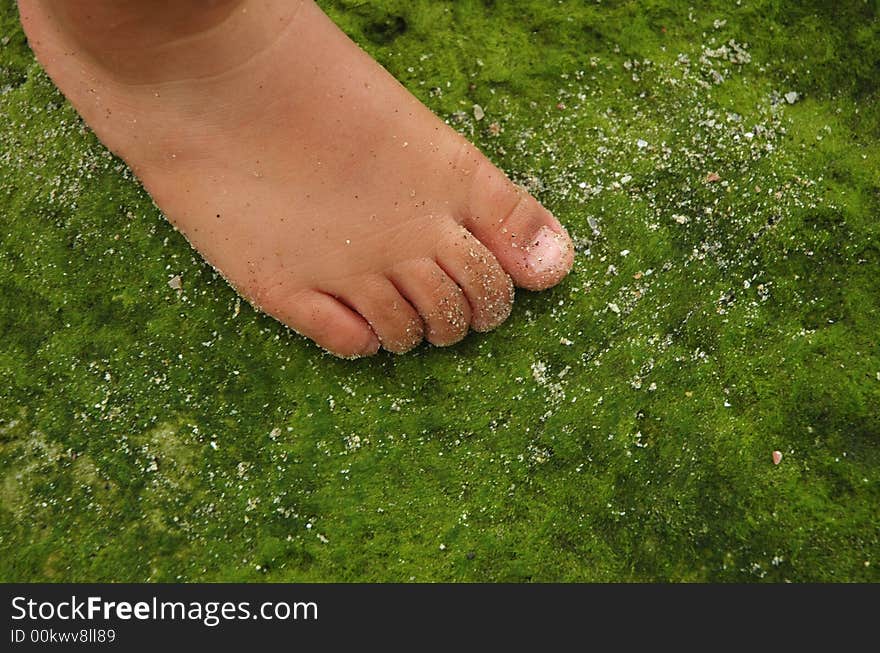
[19,0,574,357]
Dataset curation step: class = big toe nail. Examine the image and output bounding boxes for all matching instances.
[523,225,573,289]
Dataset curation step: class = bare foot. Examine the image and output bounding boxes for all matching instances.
[18,0,574,357]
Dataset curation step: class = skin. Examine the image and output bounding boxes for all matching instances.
[17,0,574,357]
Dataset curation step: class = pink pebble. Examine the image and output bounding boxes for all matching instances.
[772,451,783,465]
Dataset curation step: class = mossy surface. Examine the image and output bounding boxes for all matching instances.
[1,1,877,582]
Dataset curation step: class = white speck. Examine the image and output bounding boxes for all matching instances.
[608,302,621,314]
[209,441,218,450]
[167,275,182,290]
[317,533,329,544]
[636,139,648,148]
[473,104,485,121]
[620,249,630,257]
[560,337,574,346]
[620,174,633,184]
[439,543,446,551]
[673,214,689,224]
[784,91,799,104]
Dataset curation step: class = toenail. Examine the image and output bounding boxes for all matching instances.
[361,332,381,356]
[525,225,567,275]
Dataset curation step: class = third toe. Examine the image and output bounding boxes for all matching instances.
[387,259,471,346]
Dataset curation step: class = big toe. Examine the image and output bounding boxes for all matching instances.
[461,157,574,291]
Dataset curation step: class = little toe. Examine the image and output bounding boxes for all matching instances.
[388,259,471,346]
[436,225,514,332]
[272,289,380,358]
[331,275,424,354]
[462,157,574,291]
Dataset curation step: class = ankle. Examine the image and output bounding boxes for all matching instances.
[20,0,306,85]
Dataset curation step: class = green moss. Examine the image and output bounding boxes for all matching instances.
[0,1,877,582]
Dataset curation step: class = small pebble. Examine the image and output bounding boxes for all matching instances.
[167,274,182,290]
[772,451,783,465]
[472,104,485,121]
